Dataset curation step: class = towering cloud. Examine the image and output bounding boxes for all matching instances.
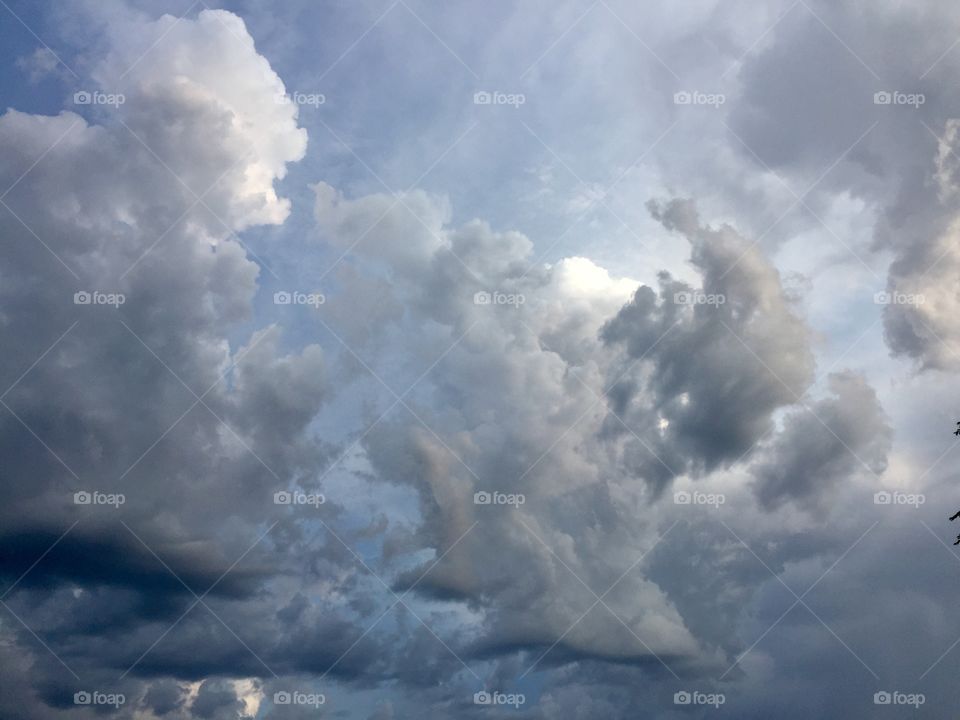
[0,8,328,717]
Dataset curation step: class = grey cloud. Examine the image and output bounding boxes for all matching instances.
[728,0,960,370]
[751,371,892,510]
[0,7,359,716]
[192,679,250,720]
[312,182,706,669]
[142,679,187,716]
[601,198,815,491]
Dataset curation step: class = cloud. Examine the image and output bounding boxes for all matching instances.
[0,6,342,715]
[0,2,950,718]
[727,0,960,370]
[312,181,708,668]
[881,119,960,369]
[601,198,815,491]
[751,370,892,510]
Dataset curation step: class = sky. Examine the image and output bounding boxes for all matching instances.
[1,0,960,718]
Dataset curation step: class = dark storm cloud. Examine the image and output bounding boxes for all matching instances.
[601,198,814,491]
[142,679,186,716]
[0,524,265,599]
[191,680,246,719]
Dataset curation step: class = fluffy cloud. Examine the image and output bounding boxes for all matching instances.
[751,370,891,510]
[727,0,960,371]
[882,120,960,369]
[313,179,704,664]
[601,198,814,491]
[310,179,889,693]
[0,7,329,718]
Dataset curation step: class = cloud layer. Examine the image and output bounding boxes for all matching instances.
[1,1,958,719]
